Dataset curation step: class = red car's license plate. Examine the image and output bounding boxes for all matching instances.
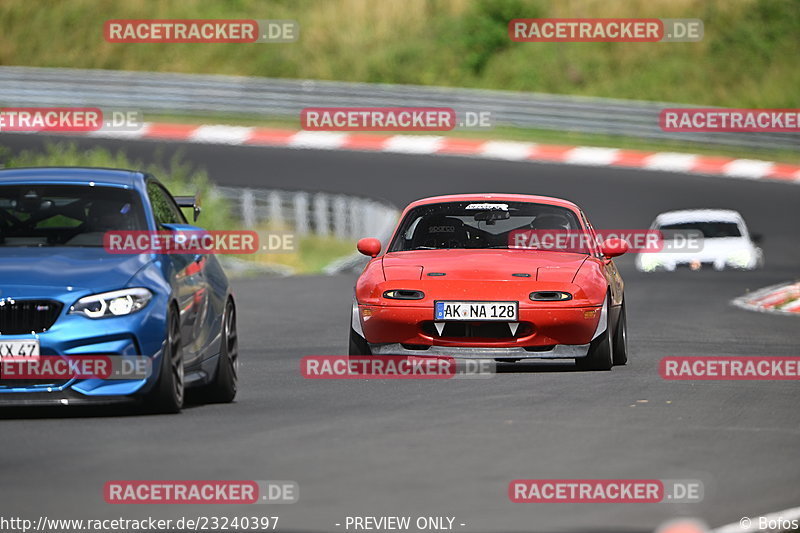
[434,301,518,321]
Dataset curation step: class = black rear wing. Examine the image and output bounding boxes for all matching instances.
[174,195,201,221]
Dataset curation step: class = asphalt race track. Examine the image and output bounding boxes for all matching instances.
[1,133,799,533]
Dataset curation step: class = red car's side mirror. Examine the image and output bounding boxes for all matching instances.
[601,238,629,258]
[357,238,382,258]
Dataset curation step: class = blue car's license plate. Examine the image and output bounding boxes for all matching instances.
[0,340,40,357]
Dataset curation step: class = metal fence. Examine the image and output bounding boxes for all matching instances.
[1,66,798,150]
[213,187,398,274]
[215,186,398,241]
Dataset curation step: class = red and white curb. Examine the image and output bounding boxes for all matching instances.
[81,122,800,184]
[732,281,800,315]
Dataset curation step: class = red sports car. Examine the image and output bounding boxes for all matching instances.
[349,194,629,370]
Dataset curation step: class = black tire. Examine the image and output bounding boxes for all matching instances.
[200,299,238,403]
[146,305,184,413]
[349,327,371,355]
[612,300,628,366]
[576,298,614,371]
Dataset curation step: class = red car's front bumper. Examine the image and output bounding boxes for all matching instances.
[356,301,604,359]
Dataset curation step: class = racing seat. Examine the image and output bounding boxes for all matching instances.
[412,215,468,249]
[66,200,134,246]
[526,211,590,253]
[530,212,574,230]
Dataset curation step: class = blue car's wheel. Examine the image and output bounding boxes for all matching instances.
[200,299,238,403]
[146,306,184,413]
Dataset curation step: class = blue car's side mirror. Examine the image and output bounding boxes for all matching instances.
[174,196,201,221]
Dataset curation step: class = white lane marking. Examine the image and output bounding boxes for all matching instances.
[644,152,698,172]
[383,135,443,154]
[288,131,348,149]
[190,125,253,144]
[86,123,151,139]
[479,141,536,160]
[722,159,774,179]
[565,147,620,166]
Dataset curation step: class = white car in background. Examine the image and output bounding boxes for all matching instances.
[636,209,764,272]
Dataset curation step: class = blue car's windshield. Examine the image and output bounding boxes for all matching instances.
[0,184,147,247]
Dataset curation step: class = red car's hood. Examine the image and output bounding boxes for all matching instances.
[381,250,587,282]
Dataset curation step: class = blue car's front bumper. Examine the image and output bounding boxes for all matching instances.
[0,292,169,402]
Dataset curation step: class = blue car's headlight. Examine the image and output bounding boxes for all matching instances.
[69,288,153,319]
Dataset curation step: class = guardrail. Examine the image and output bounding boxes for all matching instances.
[215,186,398,241]
[1,66,798,150]
[214,186,398,274]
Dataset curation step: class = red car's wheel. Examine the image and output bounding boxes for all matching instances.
[349,327,372,356]
[577,298,614,371]
[612,300,628,366]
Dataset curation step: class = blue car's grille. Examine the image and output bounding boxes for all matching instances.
[0,299,63,335]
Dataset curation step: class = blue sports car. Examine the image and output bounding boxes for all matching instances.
[0,167,238,412]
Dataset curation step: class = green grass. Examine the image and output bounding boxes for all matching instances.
[256,235,358,274]
[0,0,798,108]
[0,142,356,274]
[1,142,234,230]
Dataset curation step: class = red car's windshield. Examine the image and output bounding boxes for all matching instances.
[388,200,586,252]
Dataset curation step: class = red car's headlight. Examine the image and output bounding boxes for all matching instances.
[530,291,572,301]
[383,289,425,300]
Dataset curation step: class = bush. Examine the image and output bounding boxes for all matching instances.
[0,142,235,231]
